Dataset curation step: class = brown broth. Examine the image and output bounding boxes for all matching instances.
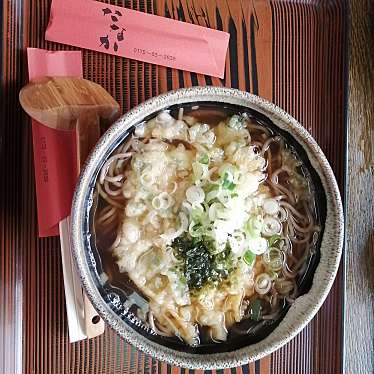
[91,103,322,347]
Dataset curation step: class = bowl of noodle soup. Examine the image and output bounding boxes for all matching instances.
[71,87,343,369]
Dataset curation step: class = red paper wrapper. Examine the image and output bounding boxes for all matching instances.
[27,48,82,237]
[45,0,230,78]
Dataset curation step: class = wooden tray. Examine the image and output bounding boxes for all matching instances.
[0,0,347,373]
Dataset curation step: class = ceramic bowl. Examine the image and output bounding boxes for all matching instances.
[71,87,344,369]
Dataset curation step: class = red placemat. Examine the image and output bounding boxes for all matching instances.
[0,0,346,373]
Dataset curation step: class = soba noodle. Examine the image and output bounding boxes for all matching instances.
[94,107,320,346]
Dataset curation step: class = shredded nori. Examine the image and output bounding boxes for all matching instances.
[172,235,234,291]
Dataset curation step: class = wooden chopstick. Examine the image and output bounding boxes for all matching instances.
[59,217,105,341]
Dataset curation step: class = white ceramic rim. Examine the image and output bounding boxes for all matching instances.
[71,87,344,369]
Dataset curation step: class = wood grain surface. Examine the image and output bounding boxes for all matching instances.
[346,1,374,373]
[0,1,347,373]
